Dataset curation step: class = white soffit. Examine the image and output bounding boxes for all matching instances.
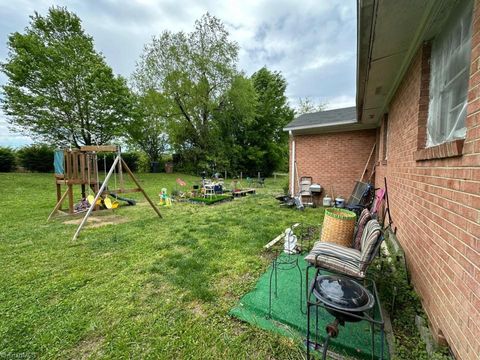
[357,0,450,125]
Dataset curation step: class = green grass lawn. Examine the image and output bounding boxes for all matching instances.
[0,172,325,359]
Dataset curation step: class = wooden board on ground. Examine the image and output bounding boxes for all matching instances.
[232,189,256,197]
[264,223,300,249]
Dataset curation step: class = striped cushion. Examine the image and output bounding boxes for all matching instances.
[305,242,364,278]
[353,209,372,250]
[359,220,382,271]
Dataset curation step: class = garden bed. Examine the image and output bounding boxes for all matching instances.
[189,194,233,205]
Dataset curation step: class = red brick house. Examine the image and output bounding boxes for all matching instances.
[286,0,480,358]
[285,107,376,198]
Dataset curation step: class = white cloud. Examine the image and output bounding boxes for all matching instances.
[0,0,356,146]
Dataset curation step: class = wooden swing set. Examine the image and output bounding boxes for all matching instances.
[47,145,161,240]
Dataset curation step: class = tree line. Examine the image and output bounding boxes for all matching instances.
[1,7,322,175]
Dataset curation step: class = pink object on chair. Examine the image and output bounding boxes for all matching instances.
[371,188,385,214]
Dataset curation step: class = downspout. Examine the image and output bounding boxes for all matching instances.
[290,131,295,195]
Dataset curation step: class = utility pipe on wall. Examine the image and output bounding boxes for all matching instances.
[290,131,295,195]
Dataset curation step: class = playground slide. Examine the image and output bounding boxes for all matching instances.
[109,193,136,206]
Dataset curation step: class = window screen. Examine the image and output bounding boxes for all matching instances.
[427,0,473,147]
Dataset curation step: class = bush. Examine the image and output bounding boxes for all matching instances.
[370,233,451,360]
[97,151,140,173]
[0,147,16,172]
[136,152,151,173]
[17,144,54,172]
[121,152,139,172]
[282,178,290,195]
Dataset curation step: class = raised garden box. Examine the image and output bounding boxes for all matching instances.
[189,195,233,205]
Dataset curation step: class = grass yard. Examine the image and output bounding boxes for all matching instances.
[0,172,324,359]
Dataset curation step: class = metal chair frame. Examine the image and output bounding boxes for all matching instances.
[304,233,386,359]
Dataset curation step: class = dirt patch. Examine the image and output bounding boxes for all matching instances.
[63,215,129,228]
[189,301,207,318]
[72,334,104,359]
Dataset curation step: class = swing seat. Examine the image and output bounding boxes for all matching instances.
[104,198,113,209]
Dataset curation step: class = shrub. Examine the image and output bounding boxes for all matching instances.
[17,144,54,172]
[369,233,451,360]
[0,147,16,172]
[97,151,140,173]
[136,152,151,173]
[121,152,139,172]
[282,178,290,195]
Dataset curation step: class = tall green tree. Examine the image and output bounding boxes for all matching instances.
[1,7,132,147]
[126,90,168,164]
[214,74,257,173]
[133,13,239,170]
[247,67,294,175]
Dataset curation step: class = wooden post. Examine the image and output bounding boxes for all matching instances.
[79,153,85,183]
[68,184,74,214]
[56,183,62,208]
[121,158,162,219]
[65,151,71,180]
[73,152,78,180]
[47,189,69,221]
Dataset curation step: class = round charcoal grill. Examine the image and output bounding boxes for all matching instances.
[313,274,375,322]
[311,274,375,359]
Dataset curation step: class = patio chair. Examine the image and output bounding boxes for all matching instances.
[304,219,385,360]
[304,219,383,279]
[299,176,313,205]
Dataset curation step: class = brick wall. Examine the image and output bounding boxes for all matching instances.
[289,130,376,198]
[374,2,480,357]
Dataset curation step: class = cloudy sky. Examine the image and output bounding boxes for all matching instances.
[0,0,356,147]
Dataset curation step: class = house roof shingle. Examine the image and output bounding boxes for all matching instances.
[284,106,357,131]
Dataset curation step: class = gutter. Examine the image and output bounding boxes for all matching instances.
[290,131,295,195]
[356,0,378,123]
[283,119,357,132]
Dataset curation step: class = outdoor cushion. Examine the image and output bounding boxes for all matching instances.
[359,219,382,272]
[353,208,371,250]
[304,219,382,279]
[305,242,364,278]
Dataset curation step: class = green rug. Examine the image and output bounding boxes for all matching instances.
[230,254,389,359]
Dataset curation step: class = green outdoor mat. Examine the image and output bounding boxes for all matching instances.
[230,254,389,359]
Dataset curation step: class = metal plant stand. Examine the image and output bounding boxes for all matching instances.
[305,267,385,360]
[268,251,306,317]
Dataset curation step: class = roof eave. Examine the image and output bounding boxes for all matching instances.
[285,122,377,135]
[356,0,451,127]
[283,119,357,132]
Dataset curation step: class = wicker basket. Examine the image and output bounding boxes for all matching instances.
[320,208,357,246]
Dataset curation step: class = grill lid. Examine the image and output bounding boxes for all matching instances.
[312,275,374,312]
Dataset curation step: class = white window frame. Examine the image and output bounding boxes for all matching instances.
[427,0,473,147]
